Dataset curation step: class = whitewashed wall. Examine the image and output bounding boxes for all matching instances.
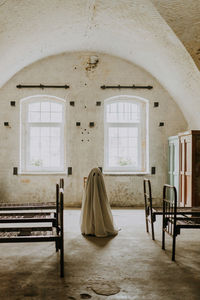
[0,52,187,206]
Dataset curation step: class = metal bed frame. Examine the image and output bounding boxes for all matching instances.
[144,178,200,242]
[0,179,64,277]
[143,178,162,240]
[162,184,200,261]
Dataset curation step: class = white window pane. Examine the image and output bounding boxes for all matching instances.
[109,156,118,167]
[29,111,40,122]
[28,101,63,124]
[108,126,139,168]
[118,147,126,156]
[51,103,62,112]
[50,136,60,151]
[41,127,50,137]
[51,112,62,122]
[109,137,118,148]
[109,127,117,137]
[118,157,132,166]
[30,127,40,137]
[41,112,51,122]
[42,156,50,167]
[110,148,117,156]
[118,102,123,112]
[119,128,128,137]
[28,126,61,170]
[30,136,40,150]
[106,102,140,123]
[41,102,50,112]
[30,136,42,167]
[119,138,127,147]
[29,102,40,112]
[105,99,147,172]
[110,103,117,112]
[128,127,138,137]
[129,138,136,147]
[23,98,65,172]
[50,157,60,167]
[129,148,138,165]
[51,127,60,137]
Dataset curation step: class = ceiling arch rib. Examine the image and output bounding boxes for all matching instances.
[0,0,200,128]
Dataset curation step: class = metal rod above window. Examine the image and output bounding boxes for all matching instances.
[101,85,153,90]
[16,84,70,89]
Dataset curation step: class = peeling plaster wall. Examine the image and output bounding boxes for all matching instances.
[0,52,187,206]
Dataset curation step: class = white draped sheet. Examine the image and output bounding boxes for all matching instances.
[81,168,118,237]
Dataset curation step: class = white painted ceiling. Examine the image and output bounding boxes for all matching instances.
[0,0,200,127]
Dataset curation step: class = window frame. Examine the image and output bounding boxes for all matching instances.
[103,96,149,174]
[20,95,66,174]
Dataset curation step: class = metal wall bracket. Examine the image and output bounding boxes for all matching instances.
[68,167,72,175]
[154,102,159,107]
[13,167,18,175]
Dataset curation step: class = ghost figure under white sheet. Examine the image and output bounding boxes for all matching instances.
[81,168,118,237]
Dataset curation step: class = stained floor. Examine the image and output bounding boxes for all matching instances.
[0,209,200,299]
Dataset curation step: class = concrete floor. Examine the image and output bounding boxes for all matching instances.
[0,209,200,300]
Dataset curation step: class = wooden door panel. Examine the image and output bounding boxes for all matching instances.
[179,138,185,206]
[185,175,192,206]
[186,141,191,172]
[178,131,200,207]
[180,174,185,206]
[180,141,185,171]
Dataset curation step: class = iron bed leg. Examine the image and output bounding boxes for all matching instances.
[56,240,59,252]
[162,213,165,250]
[162,211,165,249]
[60,238,64,278]
[172,227,177,261]
[60,190,64,278]
[172,187,177,261]
[162,228,165,250]
[172,234,176,261]
[151,215,155,240]
[56,183,59,252]
[144,180,149,234]
[162,186,166,250]
[145,210,149,233]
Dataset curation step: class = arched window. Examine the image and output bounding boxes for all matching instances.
[104,96,149,173]
[20,95,66,173]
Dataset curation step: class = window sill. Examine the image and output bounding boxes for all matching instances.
[103,171,150,176]
[18,171,67,175]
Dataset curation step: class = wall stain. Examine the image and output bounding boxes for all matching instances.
[21,179,30,184]
[85,56,99,72]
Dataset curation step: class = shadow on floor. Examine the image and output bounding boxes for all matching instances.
[82,234,116,247]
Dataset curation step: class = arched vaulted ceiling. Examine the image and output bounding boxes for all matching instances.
[152,0,200,70]
[0,0,200,128]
